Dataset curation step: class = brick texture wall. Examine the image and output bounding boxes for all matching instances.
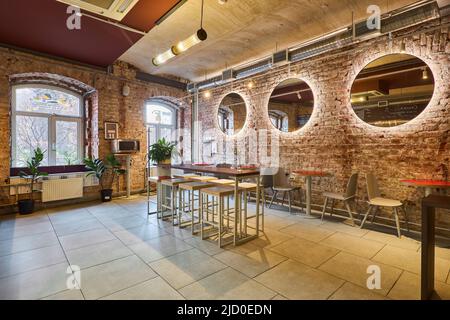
[0,48,186,202]
[195,19,450,231]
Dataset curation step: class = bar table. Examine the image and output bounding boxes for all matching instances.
[171,164,261,245]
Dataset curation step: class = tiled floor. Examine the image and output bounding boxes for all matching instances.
[0,195,449,300]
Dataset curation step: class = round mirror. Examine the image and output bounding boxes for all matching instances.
[351,54,435,127]
[217,93,247,136]
[268,78,314,132]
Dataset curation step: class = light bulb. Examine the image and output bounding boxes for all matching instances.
[172,29,208,55]
[422,69,428,80]
[152,48,176,66]
[203,91,211,98]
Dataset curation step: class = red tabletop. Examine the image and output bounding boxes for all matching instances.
[292,170,330,177]
[400,179,450,188]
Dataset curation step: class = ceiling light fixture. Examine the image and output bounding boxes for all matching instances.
[153,0,208,66]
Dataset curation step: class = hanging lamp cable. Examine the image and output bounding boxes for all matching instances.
[200,0,205,29]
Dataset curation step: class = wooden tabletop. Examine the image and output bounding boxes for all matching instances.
[171,164,260,177]
[400,179,450,188]
[292,170,330,177]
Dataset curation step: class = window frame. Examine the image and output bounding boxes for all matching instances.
[11,84,84,168]
[145,101,178,144]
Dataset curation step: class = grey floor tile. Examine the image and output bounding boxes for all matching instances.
[59,228,115,251]
[128,235,192,263]
[99,215,148,232]
[0,262,69,300]
[80,255,157,300]
[101,277,184,300]
[0,232,58,257]
[255,260,344,300]
[65,239,133,269]
[53,218,104,236]
[0,221,54,241]
[42,289,85,300]
[150,249,226,289]
[113,223,167,245]
[0,245,66,278]
[279,222,335,242]
[329,282,388,300]
[179,268,276,300]
[320,232,385,259]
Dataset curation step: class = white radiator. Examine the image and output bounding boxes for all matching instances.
[42,178,84,202]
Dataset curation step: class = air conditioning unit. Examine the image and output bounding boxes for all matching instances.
[57,0,139,21]
[272,49,289,65]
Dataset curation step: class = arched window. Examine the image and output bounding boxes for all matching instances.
[11,84,84,167]
[145,102,177,146]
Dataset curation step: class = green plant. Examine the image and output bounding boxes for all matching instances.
[19,148,48,200]
[148,138,177,164]
[84,154,125,190]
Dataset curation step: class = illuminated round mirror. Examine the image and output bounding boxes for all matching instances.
[351,54,435,127]
[217,93,247,136]
[268,78,314,132]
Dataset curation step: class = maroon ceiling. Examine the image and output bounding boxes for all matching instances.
[0,0,181,67]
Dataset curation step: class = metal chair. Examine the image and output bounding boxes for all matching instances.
[269,168,302,214]
[360,173,410,238]
[321,173,358,226]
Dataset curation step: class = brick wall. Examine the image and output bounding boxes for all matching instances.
[0,48,186,202]
[195,19,450,231]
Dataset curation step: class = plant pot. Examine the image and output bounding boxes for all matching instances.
[100,189,113,202]
[156,161,171,177]
[18,199,34,215]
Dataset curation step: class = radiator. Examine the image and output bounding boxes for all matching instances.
[42,178,84,202]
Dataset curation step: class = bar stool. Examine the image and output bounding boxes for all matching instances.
[148,176,171,216]
[200,186,239,247]
[178,181,216,234]
[173,173,200,179]
[160,178,193,225]
[212,179,235,185]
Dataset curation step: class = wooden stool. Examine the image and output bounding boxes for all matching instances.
[212,179,235,185]
[200,186,240,247]
[178,181,216,234]
[160,178,192,225]
[238,182,265,235]
[148,176,171,216]
[190,176,219,182]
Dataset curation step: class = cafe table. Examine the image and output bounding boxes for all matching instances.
[171,164,261,245]
[292,170,330,217]
[400,179,450,196]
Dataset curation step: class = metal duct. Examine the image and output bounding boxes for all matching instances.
[382,2,440,33]
[235,58,273,79]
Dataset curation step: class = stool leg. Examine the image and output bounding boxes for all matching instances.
[178,188,182,227]
[288,191,292,214]
[269,190,278,208]
[200,193,204,240]
[394,207,402,238]
[402,205,410,232]
[344,200,356,226]
[218,196,224,248]
[227,196,230,230]
[321,197,329,221]
[191,190,195,234]
[261,188,265,231]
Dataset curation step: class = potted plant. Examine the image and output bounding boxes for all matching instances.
[148,138,177,176]
[84,154,125,202]
[18,148,48,215]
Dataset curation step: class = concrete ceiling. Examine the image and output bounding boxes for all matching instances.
[120,0,418,82]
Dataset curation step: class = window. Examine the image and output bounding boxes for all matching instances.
[145,102,176,147]
[11,85,84,167]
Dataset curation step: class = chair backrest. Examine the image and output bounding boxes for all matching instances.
[273,167,291,188]
[345,173,358,198]
[366,173,381,200]
[260,167,276,188]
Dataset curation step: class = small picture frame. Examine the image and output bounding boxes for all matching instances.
[104,122,118,140]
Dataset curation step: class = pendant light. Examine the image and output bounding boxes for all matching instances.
[153,0,208,66]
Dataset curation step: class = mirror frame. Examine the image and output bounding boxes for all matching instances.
[349,52,436,129]
[267,76,316,134]
[216,92,248,137]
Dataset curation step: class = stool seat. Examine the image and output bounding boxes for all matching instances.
[190,176,219,182]
[149,176,171,182]
[213,179,235,185]
[238,182,258,190]
[161,178,192,187]
[202,186,240,197]
[179,181,216,191]
[173,173,200,178]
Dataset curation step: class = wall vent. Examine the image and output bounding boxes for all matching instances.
[235,58,272,79]
[272,49,289,65]
[222,69,236,82]
[56,0,139,21]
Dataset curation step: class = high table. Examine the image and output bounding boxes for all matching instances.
[421,195,450,300]
[171,164,261,245]
[400,179,450,196]
[292,170,330,217]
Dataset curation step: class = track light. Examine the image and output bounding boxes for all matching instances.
[152,0,208,66]
[422,68,429,80]
[203,91,211,98]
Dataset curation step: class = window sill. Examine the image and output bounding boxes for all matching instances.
[10,165,87,177]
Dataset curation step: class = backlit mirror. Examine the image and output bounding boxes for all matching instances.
[217,93,247,136]
[268,78,314,132]
[351,54,435,127]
